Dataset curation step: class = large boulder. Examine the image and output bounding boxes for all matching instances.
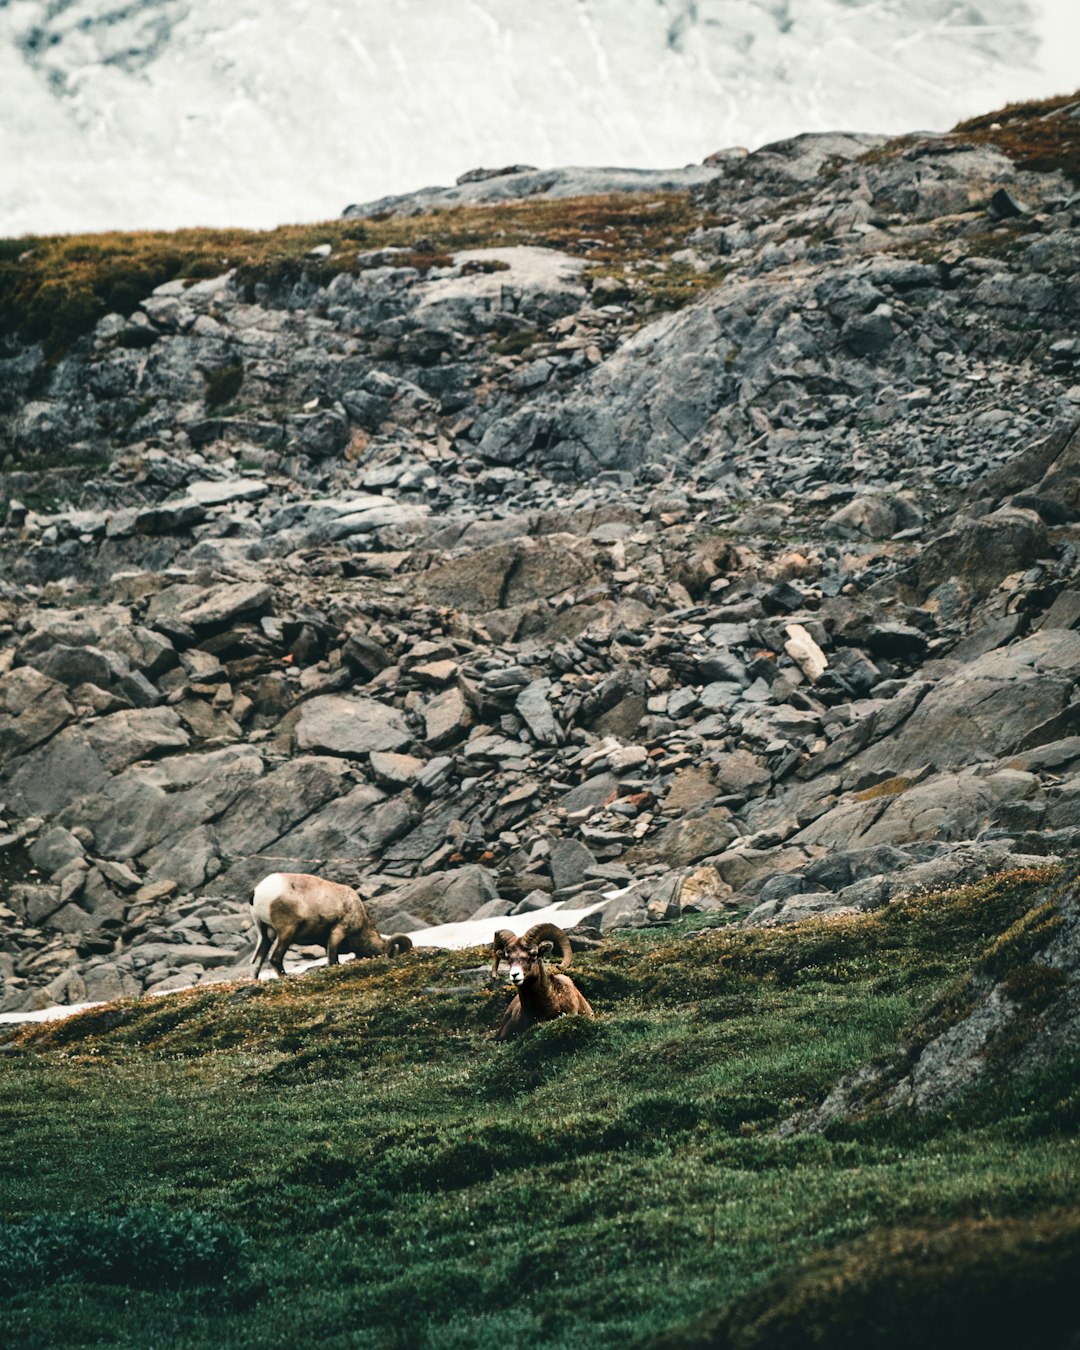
[65,746,266,865]
[414,246,586,332]
[916,507,1048,599]
[3,708,190,817]
[293,695,413,756]
[367,864,500,926]
[841,630,1080,782]
[420,536,599,613]
[0,667,74,764]
[792,768,1040,852]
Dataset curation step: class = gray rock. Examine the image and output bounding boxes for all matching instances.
[826,492,923,539]
[745,890,853,926]
[548,837,599,891]
[29,826,85,875]
[184,478,269,507]
[82,962,142,1002]
[421,537,598,612]
[0,667,75,764]
[3,709,189,818]
[369,864,499,926]
[342,630,394,676]
[11,882,65,925]
[207,755,354,858]
[630,807,739,868]
[369,750,424,790]
[287,409,350,460]
[418,246,586,331]
[345,165,724,218]
[423,687,472,749]
[294,694,413,756]
[918,508,1049,599]
[105,626,177,677]
[29,644,130,690]
[794,769,1039,852]
[713,750,771,797]
[128,498,208,536]
[560,772,621,812]
[67,745,263,865]
[515,679,559,744]
[180,582,273,630]
[845,631,1080,779]
[86,708,191,774]
[273,786,416,859]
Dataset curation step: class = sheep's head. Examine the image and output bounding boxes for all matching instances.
[492,923,573,986]
[344,928,413,959]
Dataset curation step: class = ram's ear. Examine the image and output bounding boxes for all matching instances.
[537,941,554,956]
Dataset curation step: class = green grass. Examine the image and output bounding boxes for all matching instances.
[0,866,1077,1348]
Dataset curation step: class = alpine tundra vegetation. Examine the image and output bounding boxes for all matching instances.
[0,91,1079,1347]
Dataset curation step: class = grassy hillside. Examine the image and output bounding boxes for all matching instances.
[0,867,1077,1349]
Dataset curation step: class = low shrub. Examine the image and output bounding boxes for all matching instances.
[0,1206,250,1294]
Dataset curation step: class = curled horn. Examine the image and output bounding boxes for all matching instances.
[386,934,413,957]
[522,922,573,968]
[492,928,516,977]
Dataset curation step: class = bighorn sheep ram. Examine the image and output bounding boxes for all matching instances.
[251,872,412,978]
[491,922,594,1040]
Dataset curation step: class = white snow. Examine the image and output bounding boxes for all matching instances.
[1,0,1076,236]
[401,897,610,952]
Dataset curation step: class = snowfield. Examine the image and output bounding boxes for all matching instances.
[1,0,1075,235]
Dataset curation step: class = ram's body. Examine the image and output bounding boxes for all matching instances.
[251,872,411,977]
[492,923,594,1040]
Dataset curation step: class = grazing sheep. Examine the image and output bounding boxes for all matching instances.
[491,922,594,1040]
[251,872,412,978]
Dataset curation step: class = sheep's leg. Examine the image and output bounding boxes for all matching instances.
[325,924,347,966]
[269,925,298,977]
[494,995,522,1042]
[252,920,274,978]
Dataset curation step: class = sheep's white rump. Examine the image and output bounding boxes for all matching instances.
[0,898,614,1026]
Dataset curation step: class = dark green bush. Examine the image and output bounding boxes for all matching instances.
[0,1207,250,1294]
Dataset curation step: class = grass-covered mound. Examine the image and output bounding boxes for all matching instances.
[0,192,713,359]
[645,1209,1080,1350]
[0,866,1077,1349]
[953,88,1080,183]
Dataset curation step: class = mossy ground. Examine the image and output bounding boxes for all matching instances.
[0,866,1077,1348]
[952,90,1080,183]
[853,87,1080,192]
[0,193,719,359]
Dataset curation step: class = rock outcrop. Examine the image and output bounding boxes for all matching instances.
[1,94,1080,1023]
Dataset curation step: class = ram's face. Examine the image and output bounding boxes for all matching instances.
[506,941,553,985]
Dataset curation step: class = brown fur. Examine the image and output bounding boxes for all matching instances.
[250,872,412,977]
[491,922,594,1040]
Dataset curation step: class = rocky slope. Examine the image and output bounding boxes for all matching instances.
[1,94,1079,1032]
